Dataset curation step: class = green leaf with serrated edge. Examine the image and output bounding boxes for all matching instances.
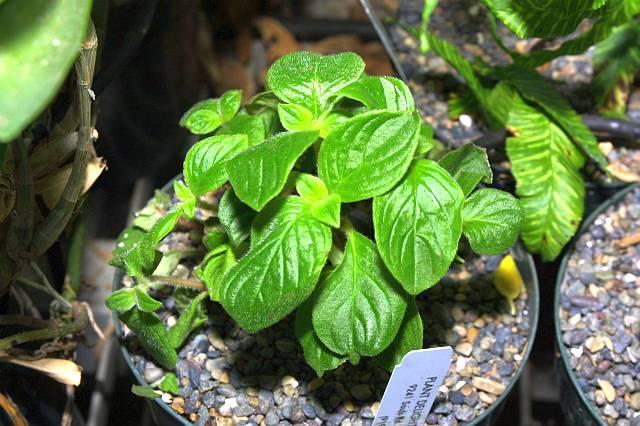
[114,227,146,258]
[374,298,423,372]
[505,94,586,261]
[203,226,228,251]
[438,144,492,197]
[219,90,242,122]
[278,104,316,132]
[338,76,415,111]
[135,288,162,312]
[220,197,331,333]
[497,66,607,168]
[266,51,365,116]
[173,180,196,218]
[179,99,223,135]
[218,189,256,247]
[312,231,407,363]
[184,134,249,196]
[196,244,236,301]
[416,122,435,155]
[311,194,341,229]
[0,0,92,142]
[105,288,136,313]
[131,385,161,399]
[217,114,266,147]
[131,191,172,231]
[295,174,329,203]
[226,130,319,211]
[120,309,177,369]
[158,373,179,394]
[294,290,346,376]
[462,188,523,255]
[168,292,208,349]
[318,111,420,202]
[373,160,464,294]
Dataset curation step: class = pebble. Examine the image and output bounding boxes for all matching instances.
[455,342,473,357]
[144,365,164,383]
[472,377,506,395]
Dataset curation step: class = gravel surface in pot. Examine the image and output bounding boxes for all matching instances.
[558,186,640,425]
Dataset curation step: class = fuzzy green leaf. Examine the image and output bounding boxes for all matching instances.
[310,194,341,229]
[295,174,329,203]
[105,288,136,313]
[131,191,171,231]
[373,160,464,294]
[338,76,415,111]
[180,99,224,135]
[312,231,407,363]
[120,309,177,370]
[196,244,237,301]
[218,189,256,247]
[135,288,162,313]
[173,180,196,218]
[226,130,319,211]
[219,90,242,122]
[278,104,316,132]
[217,114,266,147]
[438,144,492,197]
[318,111,420,202]
[416,122,436,155]
[374,298,423,372]
[168,292,208,349]
[462,188,523,255]
[220,197,331,332]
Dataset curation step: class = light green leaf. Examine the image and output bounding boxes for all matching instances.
[220,197,331,333]
[462,188,523,255]
[168,292,208,349]
[318,112,349,138]
[373,160,464,294]
[219,90,242,122]
[120,309,177,370]
[173,180,196,218]
[196,244,237,301]
[135,287,162,313]
[217,114,266,147]
[183,134,248,196]
[218,189,256,247]
[374,298,423,372]
[0,0,92,142]
[158,373,179,395]
[310,193,341,229]
[152,250,187,277]
[266,51,365,116]
[295,174,329,203]
[226,130,319,211]
[278,104,316,131]
[416,122,435,155]
[179,99,224,135]
[438,144,492,197]
[318,111,420,202]
[131,385,161,399]
[338,76,415,111]
[105,288,136,313]
[131,191,172,231]
[312,231,407,363]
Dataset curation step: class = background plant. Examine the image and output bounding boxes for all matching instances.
[108,50,523,376]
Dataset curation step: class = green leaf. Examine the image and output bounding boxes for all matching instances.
[220,197,331,332]
[278,104,316,132]
[158,373,180,395]
[219,90,242,122]
[131,191,172,231]
[135,287,162,313]
[217,114,266,147]
[203,226,228,251]
[168,292,208,349]
[120,309,177,370]
[294,291,347,376]
[312,231,407,363]
[462,188,523,255]
[318,111,420,202]
[184,134,248,196]
[152,250,187,277]
[226,130,319,211]
[373,160,464,294]
[218,189,256,247]
[416,122,436,155]
[374,298,423,372]
[438,144,493,197]
[0,0,92,142]
[245,91,281,114]
[295,174,329,203]
[131,385,161,399]
[338,76,415,111]
[105,288,136,313]
[196,244,237,301]
[114,227,146,258]
[180,99,224,135]
[310,194,341,229]
[266,51,365,116]
[173,180,196,218]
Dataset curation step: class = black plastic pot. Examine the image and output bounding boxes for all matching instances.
[113,178,540,425]
[554,183,640,426]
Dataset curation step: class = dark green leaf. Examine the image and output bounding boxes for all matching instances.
[217,114,266,147]
[196,244,237,301]
[135,287,162,313]
[374,298,423,372]
[131,385,161,399]
[179,99,224,135]
[168,292,208,349]
[318,111,420,202]
[462,188,523,255]
[373,160,464,294]
[158,373,180,395]
[218,189,256,247]
[105,288,136,313]
[203,226,228,251]
[245,91,281,114]
[120,309,177,370]
[438,144,492,196]
[219,90,242,122]
[312,231,407,363]
[338,76,415,111]
[113,227,146,258]
[278,104,316,131]
[226,131,319,211]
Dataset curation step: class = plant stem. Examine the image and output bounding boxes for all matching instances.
[30,262,72,309]
[0,315,55,328]
[150,275,205,291]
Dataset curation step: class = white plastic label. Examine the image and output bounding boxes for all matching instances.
[373,347,453,426]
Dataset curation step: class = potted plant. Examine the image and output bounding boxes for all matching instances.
[108,50,538,425]
[555,183,640,426]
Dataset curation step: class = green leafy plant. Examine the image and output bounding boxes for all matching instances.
[400,0,640,260]
[108,51,523,377]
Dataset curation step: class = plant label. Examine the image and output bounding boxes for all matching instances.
[374,346,453,426]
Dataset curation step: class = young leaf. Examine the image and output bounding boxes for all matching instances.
[312,231,407,363]
[173,180,196,218]
[373,160,464,294]
[416,122,435,155]
[295,174,329,203]
[278,104,316,131]
[180,99,224,135]
[217,114,266,147]
[338,76,415,111]
[220,197,331,332]
[168,292,208,349]
[266,51,365,116]
[318,111,420,202]
[196,244,237,301]
[183,134,249,196]
[105,288,136,313]
[294,174,341,228]
[374,298,423,372]
[226,130,319,211]
[462,188,523,255]
[135,288,162,313]
[294,291,347,377]
[158,373,180,395]
[310,194,341,229]
[131,190,172,231]
[119,309,177,370]
[218,189,256,247]
[438,144,492,197]
[131,385,161,399]
[219,90,242,122]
